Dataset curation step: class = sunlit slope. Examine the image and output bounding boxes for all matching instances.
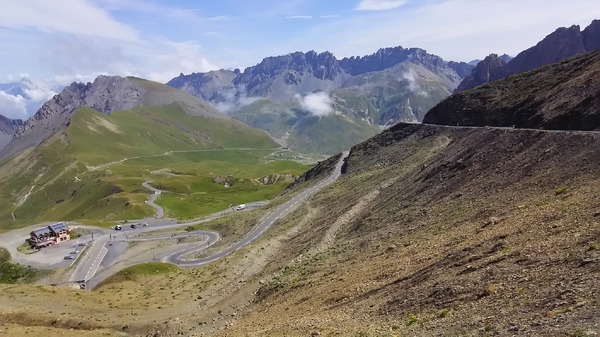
[0,104,307,230]
[69,104,276,165]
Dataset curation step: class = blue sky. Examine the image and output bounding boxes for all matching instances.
[0,0,599,119]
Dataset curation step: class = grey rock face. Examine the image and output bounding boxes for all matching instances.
[583,19,600,51]
[0,114,23,151]
[454,54,508,93]
[456,20,600,93]
[167,70,237,103]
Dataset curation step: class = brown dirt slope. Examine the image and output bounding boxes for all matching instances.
[219,122,600,336]
[424,50,600,131]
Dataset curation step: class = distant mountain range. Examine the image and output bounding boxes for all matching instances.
[456,19,600,92]
[1,20,598,156]
[168,47,473,154]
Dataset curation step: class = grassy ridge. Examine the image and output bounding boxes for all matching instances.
[0,103,309,230]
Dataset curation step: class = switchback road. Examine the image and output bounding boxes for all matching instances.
[161,151,349,267]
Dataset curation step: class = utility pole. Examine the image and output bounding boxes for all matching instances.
[91,233,94,241]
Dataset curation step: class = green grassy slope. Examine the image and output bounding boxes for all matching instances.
[0,103,309,230]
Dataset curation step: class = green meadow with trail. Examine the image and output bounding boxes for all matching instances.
[0,104,309,230]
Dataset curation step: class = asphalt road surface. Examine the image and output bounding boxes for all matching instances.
[142,181,164,219]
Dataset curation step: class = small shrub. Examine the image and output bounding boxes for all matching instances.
[406,314,418,326]
[573,327,591,337]
[555,187,567,195]
[438,308,449,318]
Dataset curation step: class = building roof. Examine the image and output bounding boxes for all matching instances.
[31,227,52,237]
[49,222,68,233]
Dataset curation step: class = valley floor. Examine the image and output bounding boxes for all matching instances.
[1,123,600,336]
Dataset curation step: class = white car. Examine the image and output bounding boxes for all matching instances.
[235,204,246,211]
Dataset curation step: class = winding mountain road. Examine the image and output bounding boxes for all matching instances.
[63,151,348,288]
[161,151,348,267]
[142,181,164,219]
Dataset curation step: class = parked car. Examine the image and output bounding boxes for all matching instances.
[64,255,74,260]
[114,225,122,230]
[70,250,79,254]
[142,223,148,227]
[236,204,246,211]
[130,224,137,229]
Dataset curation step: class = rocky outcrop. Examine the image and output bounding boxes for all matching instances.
[213,175,235,188]
[454,54,509,93]
[583,19,600,51]
[456,20,600,93]
[167,70,237,104]
[255,173,295,185]
[0,115,23,151]
[424,51,600,131]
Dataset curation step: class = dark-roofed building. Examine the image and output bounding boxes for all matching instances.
[27,222,70,248]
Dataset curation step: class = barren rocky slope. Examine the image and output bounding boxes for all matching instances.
[217,122,600,336]
[424,50,600,130]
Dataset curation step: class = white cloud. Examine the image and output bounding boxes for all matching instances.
[0,73,99,118]
[402,69,428,97]
[143,40,218,83]
[356,0,406,11]
[0,0,138,41]
[295,92,334,116]
[0,91,28,119]
[211,87,262,113]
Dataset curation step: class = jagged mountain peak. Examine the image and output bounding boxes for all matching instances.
[235,50,342,87]
[456,19,599,93]
[454,53,508,92]
[582,19,600,51]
